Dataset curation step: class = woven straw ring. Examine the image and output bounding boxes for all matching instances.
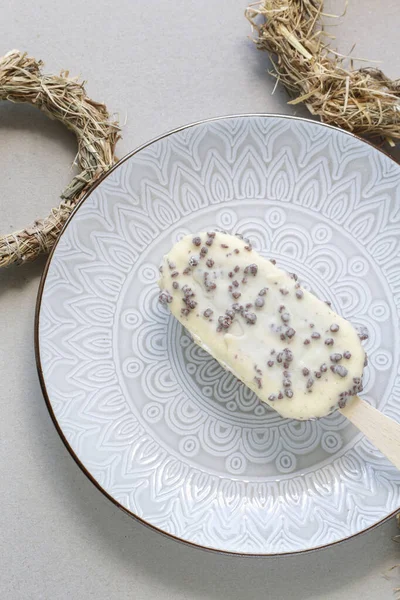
[0,50,120,267]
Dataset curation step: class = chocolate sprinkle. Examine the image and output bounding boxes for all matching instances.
[283,378,291,387]
[320,363,328,373]
[183,267,191,275]
[192,236,201,246]
[258,287,268,296]
[343,351,351,359]
[218,315,232,329]
[203,274,216,291]
[200,246,208,257]
[278,392,284,399]
[283,348,293,362]
[302,368,310,376]
[182,285,193,296]
[206,258,214,268]
[281,312,290,323]
[285,389,294,398]
[270,259,276,265]
[254,377,262,389]
[234,266,240,273]
[311,332,321,339]
[279,288,289,295]
[268,394,276,401]
[255,297,265,308]
[295,289,304,299]
[330,353,342,363]
[232,291,241,299]
[184,298,197,309]
[306,378,314,389]
[188,257,198,267]
[172,281,179,289]
[244,264,258,276]
[159,291,173,305]
[243,311,257,324]
[267,360,274,367]
[325,338,334,346]
[203,308,213,318]
[333,365,348,377]
[330,323,340,332]
[286,328,296,338]
[304,339,310,345]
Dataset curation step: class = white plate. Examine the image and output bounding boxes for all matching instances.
[36,115,400,555]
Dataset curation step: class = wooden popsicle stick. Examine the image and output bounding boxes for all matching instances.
[339,396,400,470]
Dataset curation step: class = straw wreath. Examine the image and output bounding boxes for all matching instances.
[0,50,120,267]
[246,0,400,144]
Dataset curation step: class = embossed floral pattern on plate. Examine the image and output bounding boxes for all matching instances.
[37,115,400,555]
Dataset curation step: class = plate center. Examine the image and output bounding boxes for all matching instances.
[115,203,397,479]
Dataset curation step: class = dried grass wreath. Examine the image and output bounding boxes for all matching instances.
[246,0,400,144]
[0,49,120,267]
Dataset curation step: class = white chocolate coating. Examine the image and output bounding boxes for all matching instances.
[158,231,366,420]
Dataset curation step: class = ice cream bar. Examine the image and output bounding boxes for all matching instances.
[158,231,366,420]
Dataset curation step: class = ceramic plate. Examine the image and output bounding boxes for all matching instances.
[36,115,400,555]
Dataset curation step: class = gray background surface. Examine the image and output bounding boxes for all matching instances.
[1,1,400,598]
